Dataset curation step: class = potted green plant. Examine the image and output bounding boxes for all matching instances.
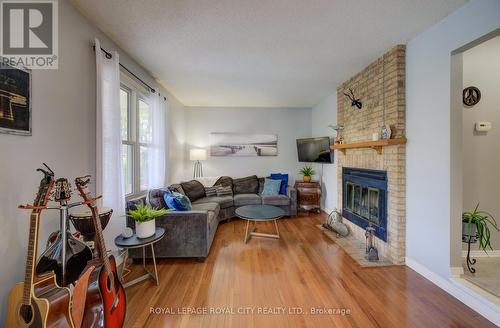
[462,204,500,252]
[299,166,316,183]
[128,204,169,238]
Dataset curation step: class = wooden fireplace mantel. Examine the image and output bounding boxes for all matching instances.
[330,137,407,155]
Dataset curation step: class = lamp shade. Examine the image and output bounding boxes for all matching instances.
[189,148,207,161]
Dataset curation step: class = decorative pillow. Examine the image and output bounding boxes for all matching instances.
[163,191,192,211]
[180,180,205,202]
[168,184,185,195]
[214,176,233,188]
[216,185,233,197]
[204,186,218,198]
[270,173,289,195]
[261,178,281,196]
[232,175,259,194]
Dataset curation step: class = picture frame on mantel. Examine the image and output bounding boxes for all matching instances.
[0,60,32,136]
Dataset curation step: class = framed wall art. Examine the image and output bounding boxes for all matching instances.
[210,133,278,157]
[0,60,31,136]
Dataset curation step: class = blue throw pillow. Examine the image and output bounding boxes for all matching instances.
[270,173,289,195]
[163,191,192,211]
[261,178,281,195]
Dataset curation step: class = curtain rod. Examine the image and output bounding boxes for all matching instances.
[93,45,166,101]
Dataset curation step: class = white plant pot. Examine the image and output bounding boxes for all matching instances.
[136,219,156,239]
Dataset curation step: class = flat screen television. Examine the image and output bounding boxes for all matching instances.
[296,137,333,163]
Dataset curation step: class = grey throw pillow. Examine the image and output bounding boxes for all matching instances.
[216,186,233,197]
[214,176,233,188]
[205,186,218,198]
[180,180,206,202]
[232,175,259,194]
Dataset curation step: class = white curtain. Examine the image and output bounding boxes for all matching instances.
[147,92,166,189]
[95,38,125,221]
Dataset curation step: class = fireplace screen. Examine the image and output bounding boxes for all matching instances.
[342,167,387,241]
[345,182,380,225]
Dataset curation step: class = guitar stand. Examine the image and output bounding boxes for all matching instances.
[45,200,85,286]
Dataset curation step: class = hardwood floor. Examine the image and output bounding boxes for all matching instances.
[124,212,494,328]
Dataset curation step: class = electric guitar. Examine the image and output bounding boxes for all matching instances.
[75,175,126,328]
[6,164,74,328]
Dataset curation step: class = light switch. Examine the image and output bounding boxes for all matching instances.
[475,122,492,132]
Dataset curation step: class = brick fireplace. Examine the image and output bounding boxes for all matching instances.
[336,45,406,264]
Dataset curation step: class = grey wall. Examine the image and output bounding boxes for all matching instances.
[462,36,500,251]
[184,107,311,181]
[406,0,500,278]
[0,0,185,323]
[311,94,338,212]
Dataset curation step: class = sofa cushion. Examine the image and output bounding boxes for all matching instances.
[193,196,233,209]
[180,180,206,202]
[234,193,262,206]
[148,189,168,209]
[214,176,233,188]
[261,194,290,206]
[233,175,259,194]
[192,202,220,214]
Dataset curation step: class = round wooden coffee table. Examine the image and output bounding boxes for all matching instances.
[235,205,285,243]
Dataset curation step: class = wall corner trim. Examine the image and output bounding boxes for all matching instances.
[405,257,500,326]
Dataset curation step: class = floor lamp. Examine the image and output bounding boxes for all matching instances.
[190,148,207,178]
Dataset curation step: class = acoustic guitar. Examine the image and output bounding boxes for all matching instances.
[75,175,126,328]
[6,164,74,328]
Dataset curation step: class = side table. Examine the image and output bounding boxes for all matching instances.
[294,181,321,213]
[114,227,165,288]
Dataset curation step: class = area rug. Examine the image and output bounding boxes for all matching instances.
[317,225,395,267]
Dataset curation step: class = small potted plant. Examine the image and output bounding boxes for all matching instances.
[128,204,169,238]
[299,166,316,183]
[462,204,500,252]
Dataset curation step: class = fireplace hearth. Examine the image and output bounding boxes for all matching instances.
[342,167,387,241]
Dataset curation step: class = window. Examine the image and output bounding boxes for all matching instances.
[120,82,152,196]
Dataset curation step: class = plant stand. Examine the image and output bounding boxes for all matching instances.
[463,234,478,274]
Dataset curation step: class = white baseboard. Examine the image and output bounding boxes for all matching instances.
[406,257,500,326]
[450,266,464,277]
[462,249,500,257]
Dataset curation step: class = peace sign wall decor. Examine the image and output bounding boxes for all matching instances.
[463,86,481,107]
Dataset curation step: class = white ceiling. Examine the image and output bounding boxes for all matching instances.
[72,0,466,108]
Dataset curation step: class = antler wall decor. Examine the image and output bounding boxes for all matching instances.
[343,88,362,109]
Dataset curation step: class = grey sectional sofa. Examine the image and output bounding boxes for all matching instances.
[126,175,297,260]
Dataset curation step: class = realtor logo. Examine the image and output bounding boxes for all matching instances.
[1,0,58,69]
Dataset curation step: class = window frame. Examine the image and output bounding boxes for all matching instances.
[120,76,152,199]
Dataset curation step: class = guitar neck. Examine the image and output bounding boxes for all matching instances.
[22,212,40,304]
[88,200,112,272]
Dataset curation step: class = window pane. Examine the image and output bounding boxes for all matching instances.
[140,146,149,191]
[120,88,129,140]
[122,144,133,195]
[138,99,151,143]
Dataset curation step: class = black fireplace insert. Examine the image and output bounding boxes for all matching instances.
[342,167,387,241]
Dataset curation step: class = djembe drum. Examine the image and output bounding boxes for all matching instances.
[69,207,113,242]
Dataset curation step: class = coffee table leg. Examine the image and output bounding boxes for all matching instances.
[274,219,280,238]
[244,219,250,243]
